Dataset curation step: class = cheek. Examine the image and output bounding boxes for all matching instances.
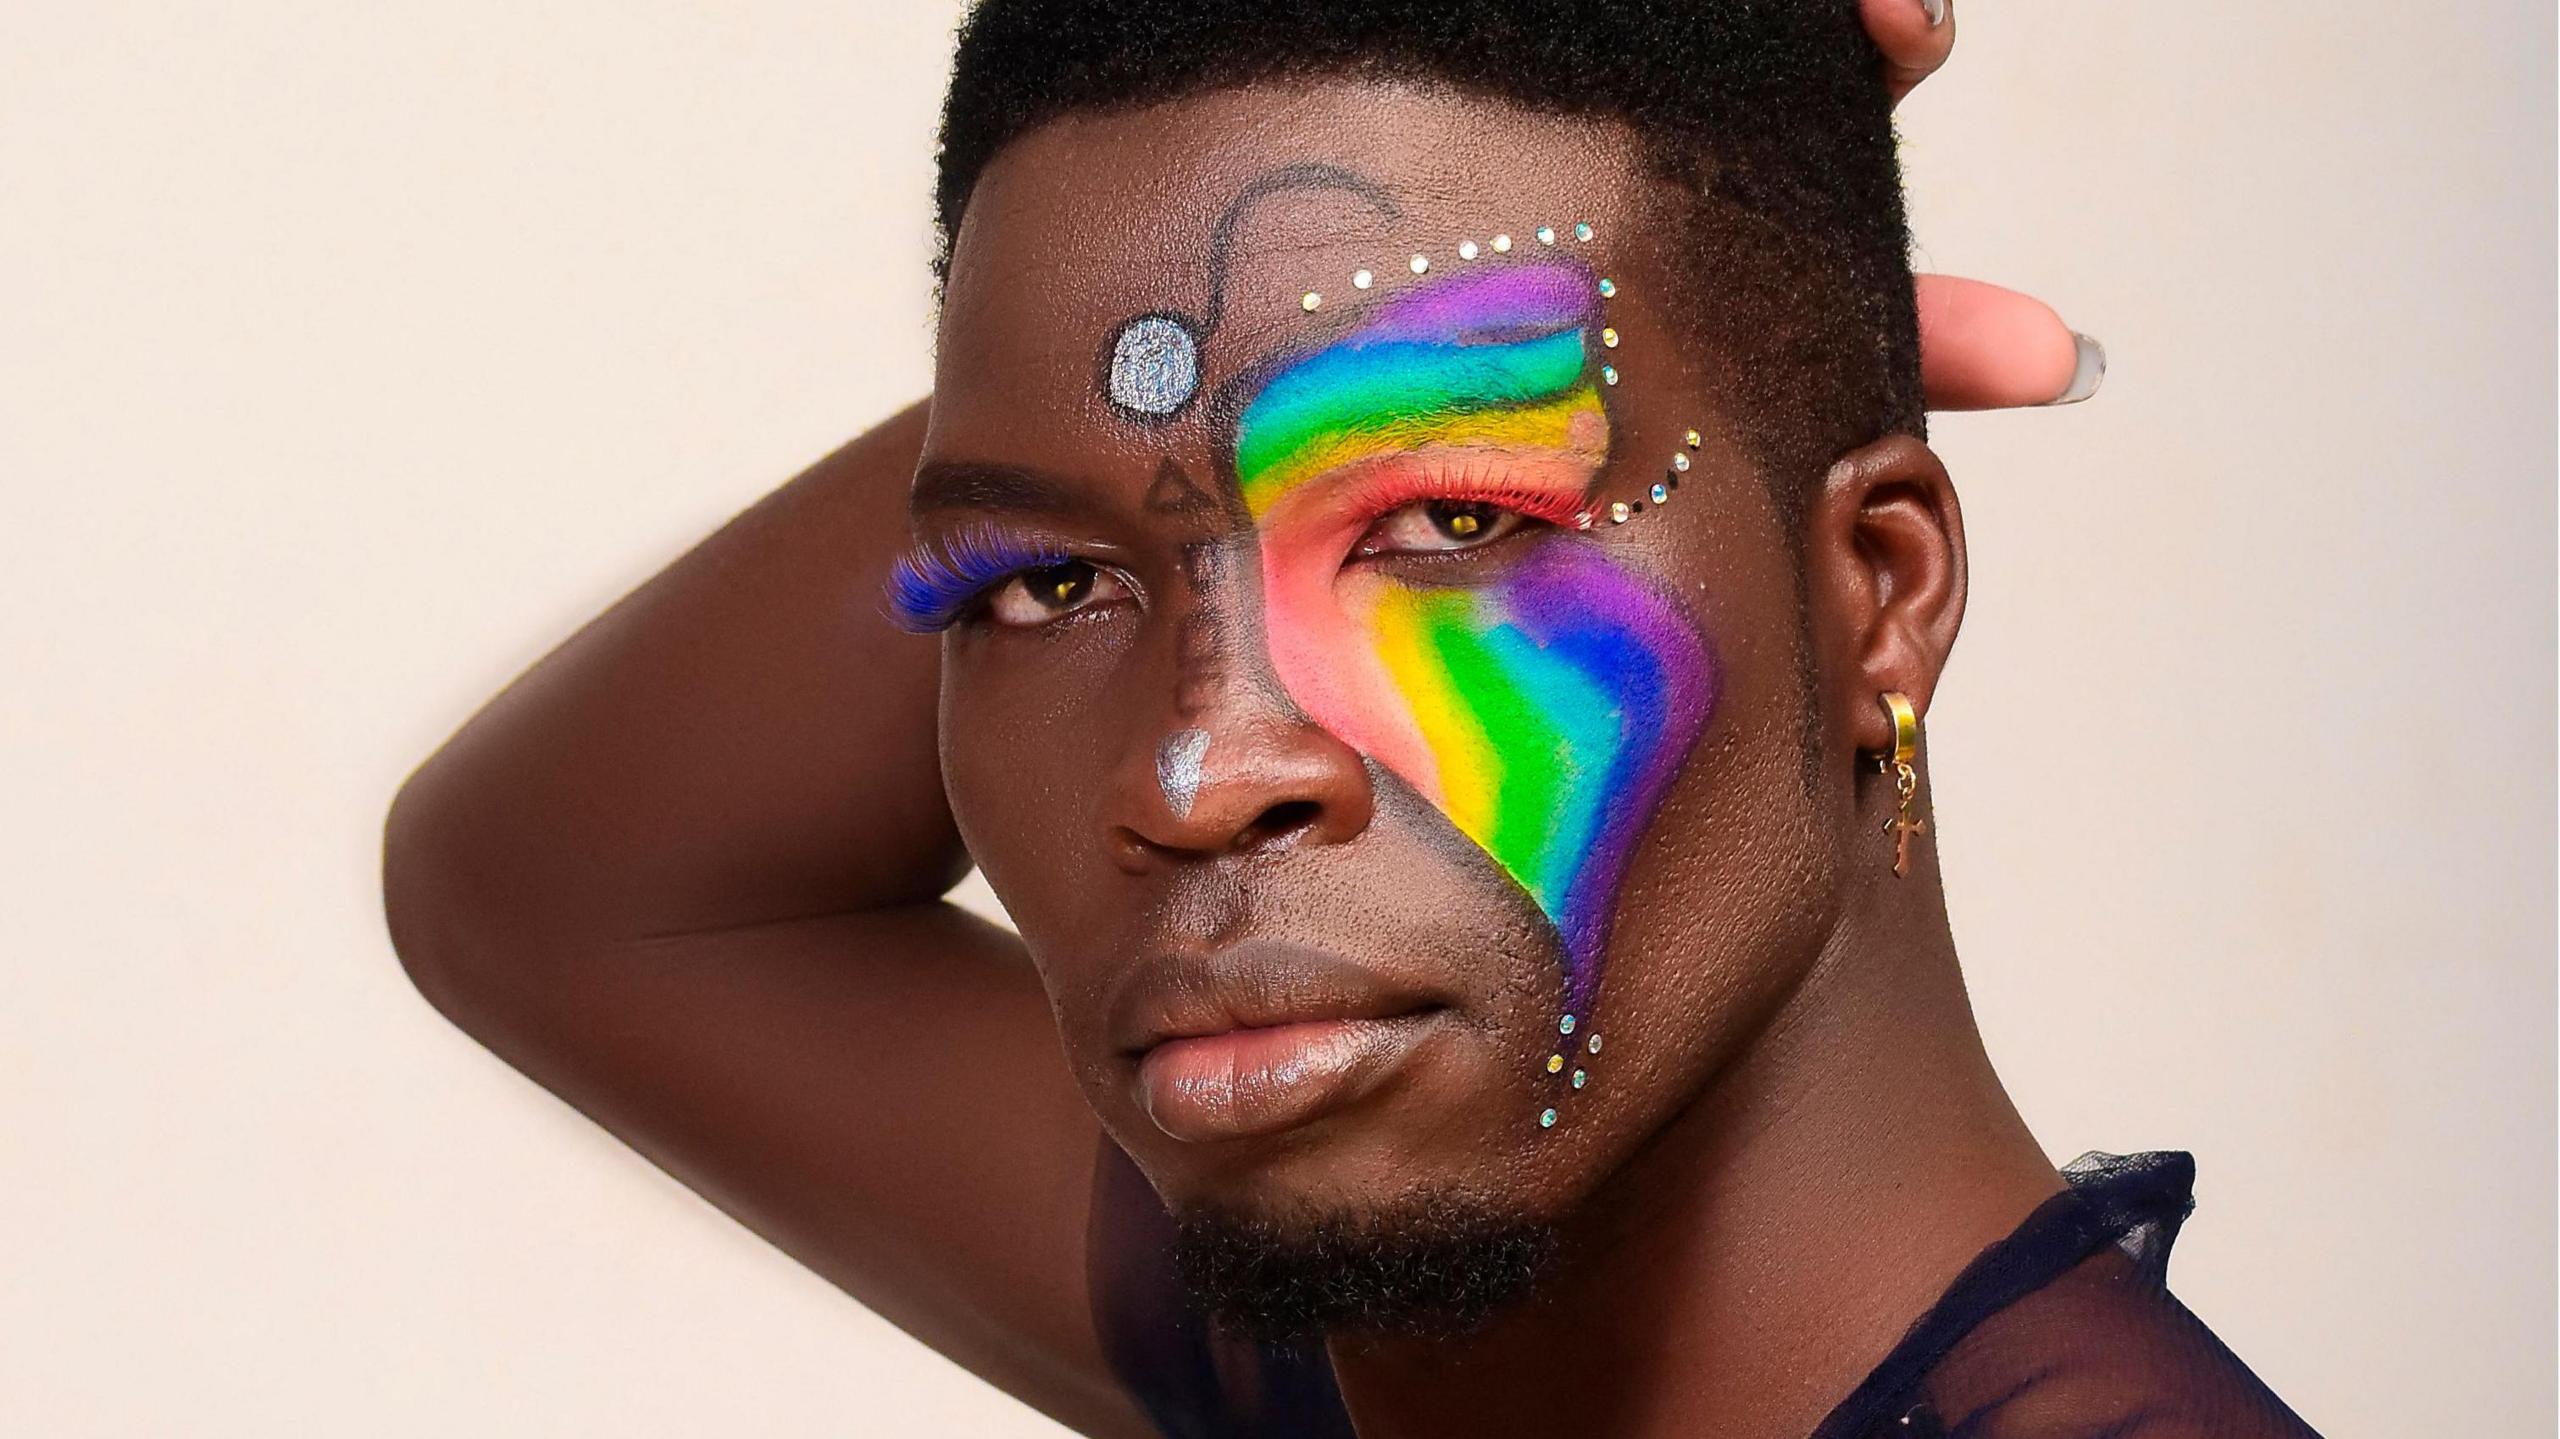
[1260,534,1442,795]
[1262,538,1717,1008]
[935,643,1123,918]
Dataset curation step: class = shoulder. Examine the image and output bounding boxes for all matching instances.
[1910,1245,2323,1439]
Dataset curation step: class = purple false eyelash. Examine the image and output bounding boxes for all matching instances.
[884,526,1073,633]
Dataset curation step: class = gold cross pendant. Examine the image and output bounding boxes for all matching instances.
[1884,811,1928,878]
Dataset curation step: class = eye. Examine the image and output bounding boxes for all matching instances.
[983,559,1130,627]
[1351,498,1533,559]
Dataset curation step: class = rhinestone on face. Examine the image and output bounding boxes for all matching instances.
[1574,221,1595,241]
[1572,1069,1588,1089]
[1673,453,1691,472]
[1597,277,1617,298]
[1601,365,1619,386]
[1650,482,1670,504]
[1536,225,1557,245]
[1588,1034,1603,1054]
[1545,1054,1564,1074]
[1559,1014,1577,1035]
[1410,253,1430,274]
[1600,327,1620,348]
[1539,1108,1559,1129]
[1300,292,1322,312]
[1609,501,1631,524]
[1352,269,1374,290]
[1492,233,1513,253]
[1685,428,1702,448]
[1458,239,1480,260]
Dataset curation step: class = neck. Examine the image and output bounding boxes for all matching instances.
[1324,866,2063,1439]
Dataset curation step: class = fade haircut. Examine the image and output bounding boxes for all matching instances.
[929,0,1925,517]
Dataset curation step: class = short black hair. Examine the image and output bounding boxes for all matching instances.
[931,0,1923,508]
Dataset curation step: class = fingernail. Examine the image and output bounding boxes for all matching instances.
[2045,332,2106,405]
[1920,0,1949,27]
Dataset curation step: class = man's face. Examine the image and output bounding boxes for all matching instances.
[912,82,1842,1269]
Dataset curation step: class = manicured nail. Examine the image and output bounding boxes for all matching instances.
[2046,332,2106,406]
[1920,0,1949,27]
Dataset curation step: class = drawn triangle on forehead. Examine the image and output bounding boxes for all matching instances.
[1141,457,1220,516]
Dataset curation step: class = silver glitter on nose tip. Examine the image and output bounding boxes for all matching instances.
[1106,315,1201,418]
[1157,728,1211,819]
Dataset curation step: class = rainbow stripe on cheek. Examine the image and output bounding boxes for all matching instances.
[1237,257,1709,1009]
[1351,544,1714,1009]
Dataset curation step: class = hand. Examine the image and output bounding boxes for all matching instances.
[1862,0,2105,410]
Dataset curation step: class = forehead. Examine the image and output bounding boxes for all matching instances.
[927,80,1659,466]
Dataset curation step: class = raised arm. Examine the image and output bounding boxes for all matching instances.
[381,402,1150,1438]
[379,9,2095,1435]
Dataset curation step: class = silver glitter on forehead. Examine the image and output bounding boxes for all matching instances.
[1106,314,1201,418]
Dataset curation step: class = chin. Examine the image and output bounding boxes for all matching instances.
[1169,1180,1561,1344]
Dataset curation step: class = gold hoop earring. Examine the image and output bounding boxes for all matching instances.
[1877,691,1926,878]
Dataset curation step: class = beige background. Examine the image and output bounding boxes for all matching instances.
[4,2,2552,1434]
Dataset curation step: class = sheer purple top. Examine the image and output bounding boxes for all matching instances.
[1089,1147,2323,1438]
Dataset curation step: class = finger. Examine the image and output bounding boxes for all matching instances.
[1862,0,1956,107]
[1914,275,2105,411]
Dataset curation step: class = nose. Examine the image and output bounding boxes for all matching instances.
[1109,681,1375,868]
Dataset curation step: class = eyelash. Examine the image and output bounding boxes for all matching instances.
[886,459,1579,632]
[885,526,1077,633]
[1341,459,1589,555]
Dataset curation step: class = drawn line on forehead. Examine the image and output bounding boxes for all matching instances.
[1199,163,1403,336]
[1101,163,1401,427]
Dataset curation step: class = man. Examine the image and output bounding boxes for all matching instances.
[384,3,2314,1434]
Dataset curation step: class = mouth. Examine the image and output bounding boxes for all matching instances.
[1112,939,1453,1144]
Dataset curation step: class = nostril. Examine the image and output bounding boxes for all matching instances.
[1234,799,1323,850]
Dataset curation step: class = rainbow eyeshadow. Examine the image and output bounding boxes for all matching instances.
[1232,261,1608,518]
[1356,542,1713,1010]
[885,527,1072,634]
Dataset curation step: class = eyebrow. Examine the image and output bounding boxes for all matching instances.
[907,460,1093,519]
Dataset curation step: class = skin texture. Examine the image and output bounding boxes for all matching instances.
[922,80,2065,1437]
[1236,257,1698,1016]
[379,9,2090,1437]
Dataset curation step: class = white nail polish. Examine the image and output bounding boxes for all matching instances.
[2046,332,2107,406]
[1921,0,1949,27]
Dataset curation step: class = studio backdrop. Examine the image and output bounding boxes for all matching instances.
[2,2,2552,1434]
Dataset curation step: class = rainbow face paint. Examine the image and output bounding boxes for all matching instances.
[1235,262,1609,523]
[1234,257,1717,1010]
[1348,542,1713,1010]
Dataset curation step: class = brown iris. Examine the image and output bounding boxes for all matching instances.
[1428,499,1496,541]
[1024,561,1094,610]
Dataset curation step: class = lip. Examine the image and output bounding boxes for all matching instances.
[1111,939,1449,1144]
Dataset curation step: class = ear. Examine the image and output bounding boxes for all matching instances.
[1801,433,1968,758]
